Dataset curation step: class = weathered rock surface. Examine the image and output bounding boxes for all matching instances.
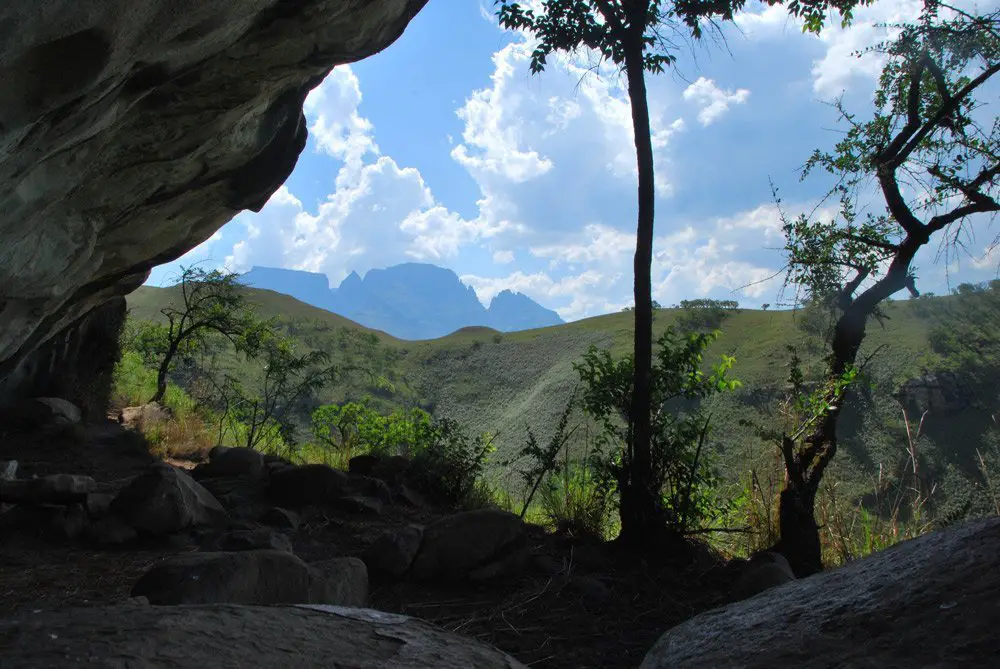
[110,463,226,534]
[310,556,369,607]
[131,549,335,605]
[0,0,429,405]
[641,517,1000,668]
[0,603,527,668]
[412,510,525,581]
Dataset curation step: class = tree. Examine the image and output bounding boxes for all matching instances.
[211,333,333,454]
[779,2,999,574]
[496,0,865,545]
[147,267,261,403]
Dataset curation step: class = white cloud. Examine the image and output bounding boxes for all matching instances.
[682,77,751,126]
[304,67,379,183]
[493,249,514,264]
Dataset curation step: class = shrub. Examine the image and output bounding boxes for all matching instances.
[574,327,741,536]
[409,418,496,508]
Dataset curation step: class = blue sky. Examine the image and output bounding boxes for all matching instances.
[149,0,1000,321]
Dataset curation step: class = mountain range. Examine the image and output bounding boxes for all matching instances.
[239,263,563,340]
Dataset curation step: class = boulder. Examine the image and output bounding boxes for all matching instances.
[132,550,338,606]
[192,447,265,480]
[350,454,414,487]
[200,527,294,553]
[34,397,82,424]
[267,464,349,507]
[640,517,1000,668]
[0,603,527,668]
[1,397,83,428]
[411,510,525,581]
[0,474,94,505]
[731,551,795,601]
[110,463,226,535]
[310,557,369,607]
[364,524,424,579]
[0,460,16,480]
[259,506,300,531]
[344,474,394,504]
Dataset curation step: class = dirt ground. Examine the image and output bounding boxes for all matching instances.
[0,420,737,669]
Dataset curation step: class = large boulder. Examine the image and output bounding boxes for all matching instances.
[132,549,336,606]
[641,517,1000,668]
[0,603,527,668]
[110,463,226,534]
[0,0,429,407]
[411,510,525,581]
[309,557,369,607]
[192,446,265,480]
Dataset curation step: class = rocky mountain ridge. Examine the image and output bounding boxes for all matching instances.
[240,263,564,339]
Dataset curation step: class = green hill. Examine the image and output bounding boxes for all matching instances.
[126,285,999,520]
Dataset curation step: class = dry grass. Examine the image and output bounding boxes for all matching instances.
[142,413,214,461]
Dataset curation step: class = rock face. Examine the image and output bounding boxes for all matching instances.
[0,604,528,668]
[0,0,429,406]
[641,517,1000,668]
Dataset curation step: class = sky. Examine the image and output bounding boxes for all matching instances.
[147,0,1000,322]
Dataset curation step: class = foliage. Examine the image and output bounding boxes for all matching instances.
[194,332,333,456]
[674,298,741,333]
[146,267,265,403]
[573,327,741,534]
[409,418,498,508]
[923,280,1000,398]
[541,459,615,540]
[502,392,580,519]
[311,401,435,462]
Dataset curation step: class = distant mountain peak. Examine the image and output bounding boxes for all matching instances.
[242,263,563,340]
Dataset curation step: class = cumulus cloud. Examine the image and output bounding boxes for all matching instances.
[682,77,750,126]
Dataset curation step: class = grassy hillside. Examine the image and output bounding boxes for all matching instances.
[126,285,997,521]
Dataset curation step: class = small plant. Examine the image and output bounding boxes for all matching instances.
[503,391,579,519]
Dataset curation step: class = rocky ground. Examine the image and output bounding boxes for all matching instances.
[0,403,748,669]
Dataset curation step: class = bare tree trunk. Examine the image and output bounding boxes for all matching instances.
[620,36,658,546]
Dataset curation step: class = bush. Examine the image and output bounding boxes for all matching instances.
[409,418,495,508]
[674,298,740,333]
